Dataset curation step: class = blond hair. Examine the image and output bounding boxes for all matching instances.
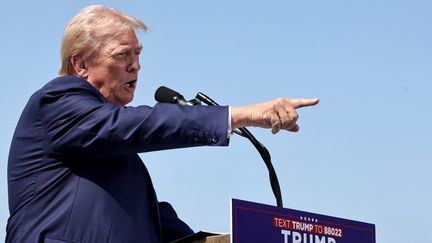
[59,5,147,75]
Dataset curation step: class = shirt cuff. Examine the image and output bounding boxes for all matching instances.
[227,106,233,138]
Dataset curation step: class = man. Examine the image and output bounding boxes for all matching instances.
[6,5,319,243]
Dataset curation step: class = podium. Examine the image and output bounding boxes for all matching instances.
[188,234,230,243]
[172,231,229,243]
[175,198,375,243]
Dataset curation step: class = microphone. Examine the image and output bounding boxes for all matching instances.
[154,86,198,106]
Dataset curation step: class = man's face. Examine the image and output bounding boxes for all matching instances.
[85,30,142,106]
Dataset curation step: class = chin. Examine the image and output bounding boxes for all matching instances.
[122,97,134,106]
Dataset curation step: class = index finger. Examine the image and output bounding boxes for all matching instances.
[290,98,320,109]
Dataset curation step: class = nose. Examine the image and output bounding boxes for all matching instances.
[127,55,140,73]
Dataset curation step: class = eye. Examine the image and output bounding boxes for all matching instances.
[115,52,126,57]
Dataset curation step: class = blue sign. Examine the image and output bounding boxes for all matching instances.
[231,199,375,243]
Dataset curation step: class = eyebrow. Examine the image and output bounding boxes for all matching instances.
[122,43,143,51]
[109,43,143,53]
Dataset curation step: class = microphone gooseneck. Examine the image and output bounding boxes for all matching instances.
[195,92,284,208]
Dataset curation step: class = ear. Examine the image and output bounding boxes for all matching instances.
[70,55,89,78]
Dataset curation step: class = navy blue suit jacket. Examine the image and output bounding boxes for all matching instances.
[7,76,229,243]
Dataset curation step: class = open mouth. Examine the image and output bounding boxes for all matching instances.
[125,80,137,88]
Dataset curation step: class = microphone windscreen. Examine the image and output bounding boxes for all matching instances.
[154,86,181,103]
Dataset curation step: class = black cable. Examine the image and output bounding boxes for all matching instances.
[195,92,283,207]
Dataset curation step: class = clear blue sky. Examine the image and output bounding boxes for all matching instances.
[1,1,431,242]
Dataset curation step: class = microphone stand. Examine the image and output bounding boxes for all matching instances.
[195,92,284,207]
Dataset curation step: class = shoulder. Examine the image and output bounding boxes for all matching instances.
[43,76,101,95]
[34,76,106,103]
